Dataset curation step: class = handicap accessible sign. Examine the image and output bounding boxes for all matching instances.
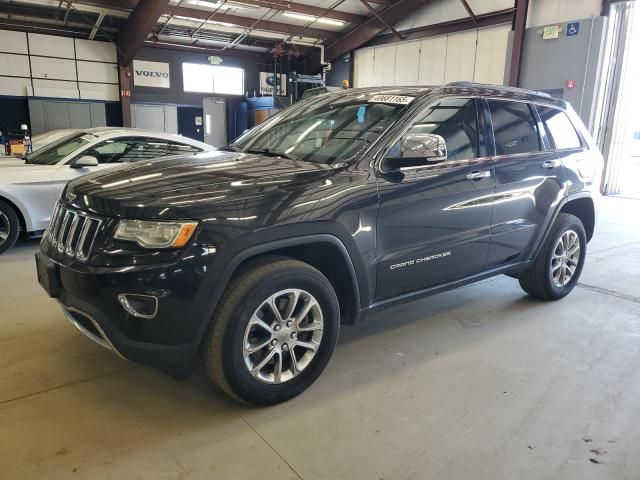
[567,22,580,37]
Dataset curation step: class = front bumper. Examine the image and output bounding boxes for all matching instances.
[36,249,205,378]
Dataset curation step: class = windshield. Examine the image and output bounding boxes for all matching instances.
[231,96,408,164]
[25,132,94,165]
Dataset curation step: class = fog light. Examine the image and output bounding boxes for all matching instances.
[118,294,158,319]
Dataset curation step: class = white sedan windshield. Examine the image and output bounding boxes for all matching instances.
[25,132,95,165]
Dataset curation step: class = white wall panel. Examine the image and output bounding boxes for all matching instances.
[444,30,477,83]
[30,56,77,81]
[395,0,512,32]
[0,76,30,96]
[354,48,374,88]
[418,35,448,85]
[79,82,119,101]
[474,24,510,85]
[0,30,28,54]
[527,0,601,28]
[394,42,420,85]
[77,61,118,84]
[32,79,79,99]
[0,53,30,77]
[372,45,397,86]
[74,39,117,63]
[28,33,75,58]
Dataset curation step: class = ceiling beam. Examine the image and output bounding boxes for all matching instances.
[368,8,514,46]
[359,0,404,40]
[458,0,478,26]
[215,0,367,25]
[118,0,170,65]
[143,40,269,60]
[167,5,338,41]
[75,0,366,25]
[324,0,431,62]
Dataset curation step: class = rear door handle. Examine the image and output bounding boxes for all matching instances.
[543,159,562,169]
[466,170,491,181]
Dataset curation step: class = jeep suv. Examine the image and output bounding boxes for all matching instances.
[35,84,603,405]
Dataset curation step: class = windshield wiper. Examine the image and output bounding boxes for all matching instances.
[246,148,297,161]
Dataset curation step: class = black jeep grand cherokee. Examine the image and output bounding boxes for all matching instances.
[36,83,603,405]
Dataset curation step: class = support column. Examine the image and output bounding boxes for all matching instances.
[508,0,529,87]
[119,65,132,128]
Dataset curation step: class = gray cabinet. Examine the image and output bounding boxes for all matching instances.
[131,104,178,134]
[28,99,108,134]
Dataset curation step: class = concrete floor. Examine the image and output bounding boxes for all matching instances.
[1,196,640,480]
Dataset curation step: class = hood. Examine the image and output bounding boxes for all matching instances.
[65,150,332,219]
[0,158,29,168]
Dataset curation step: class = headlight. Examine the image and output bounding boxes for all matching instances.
[114,219,198,248]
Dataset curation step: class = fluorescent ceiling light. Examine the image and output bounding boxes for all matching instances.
[282,12,344,27]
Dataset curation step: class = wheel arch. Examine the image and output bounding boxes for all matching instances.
[560,196,595,242]
[530,193,596,261]
[0,193,28,233]
[195,233,367,345]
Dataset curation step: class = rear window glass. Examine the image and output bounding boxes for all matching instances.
[488,100,541,156]
[537,106,583,150]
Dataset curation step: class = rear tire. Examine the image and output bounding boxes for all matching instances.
[202,257,340,405]
[0,199,20,254]
[518,213,586,300]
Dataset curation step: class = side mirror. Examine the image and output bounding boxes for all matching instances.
[71,155,98,168]
[385,133,448,170]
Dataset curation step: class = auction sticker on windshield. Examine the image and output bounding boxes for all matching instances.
[368,95,414,105]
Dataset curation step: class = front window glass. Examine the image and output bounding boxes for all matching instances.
[402,98,481,161]
[25,132,94,165]
[231,97,406,164]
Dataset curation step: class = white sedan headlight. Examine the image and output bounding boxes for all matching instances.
[114,219,197,248]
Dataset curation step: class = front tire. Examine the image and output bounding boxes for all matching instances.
[0,199,20,254]
[519,213,587,300]
[202,257,340,405]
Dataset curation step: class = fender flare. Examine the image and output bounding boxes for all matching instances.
[193,233,364,343]
[531,192,594,259]
[0,190,33,232]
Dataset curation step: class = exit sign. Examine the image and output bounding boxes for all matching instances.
[543,25,561,40]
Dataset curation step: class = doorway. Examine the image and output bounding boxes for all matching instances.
[203,97,227,147]
[594,0,640,197]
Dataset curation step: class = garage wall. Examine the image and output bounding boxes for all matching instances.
[527,0,602,28]
[28,99,108,135]
[354,24,511,87]
[394,0,514,32]
[514,16,607,130]
[0,29,119,101]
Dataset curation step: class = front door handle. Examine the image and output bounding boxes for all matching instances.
[466,170,491,181]
[543,159,562,169]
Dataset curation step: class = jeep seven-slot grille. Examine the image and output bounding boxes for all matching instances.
[48,203,102,262]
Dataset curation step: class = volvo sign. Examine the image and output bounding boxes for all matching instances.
[133,60,171,88]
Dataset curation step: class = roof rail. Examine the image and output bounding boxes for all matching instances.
[445,81,552,99]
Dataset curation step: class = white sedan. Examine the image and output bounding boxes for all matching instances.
[0,128,214,254]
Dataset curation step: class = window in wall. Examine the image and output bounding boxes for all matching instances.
[403,98,481,161]
[488,100,541,156]
[182,63,244,95]
[537,106,583,150]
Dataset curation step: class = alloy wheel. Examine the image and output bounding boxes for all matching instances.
[551,230,581,287]
[243,289,324,384]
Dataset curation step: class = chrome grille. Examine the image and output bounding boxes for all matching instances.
[48,203,102,262]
